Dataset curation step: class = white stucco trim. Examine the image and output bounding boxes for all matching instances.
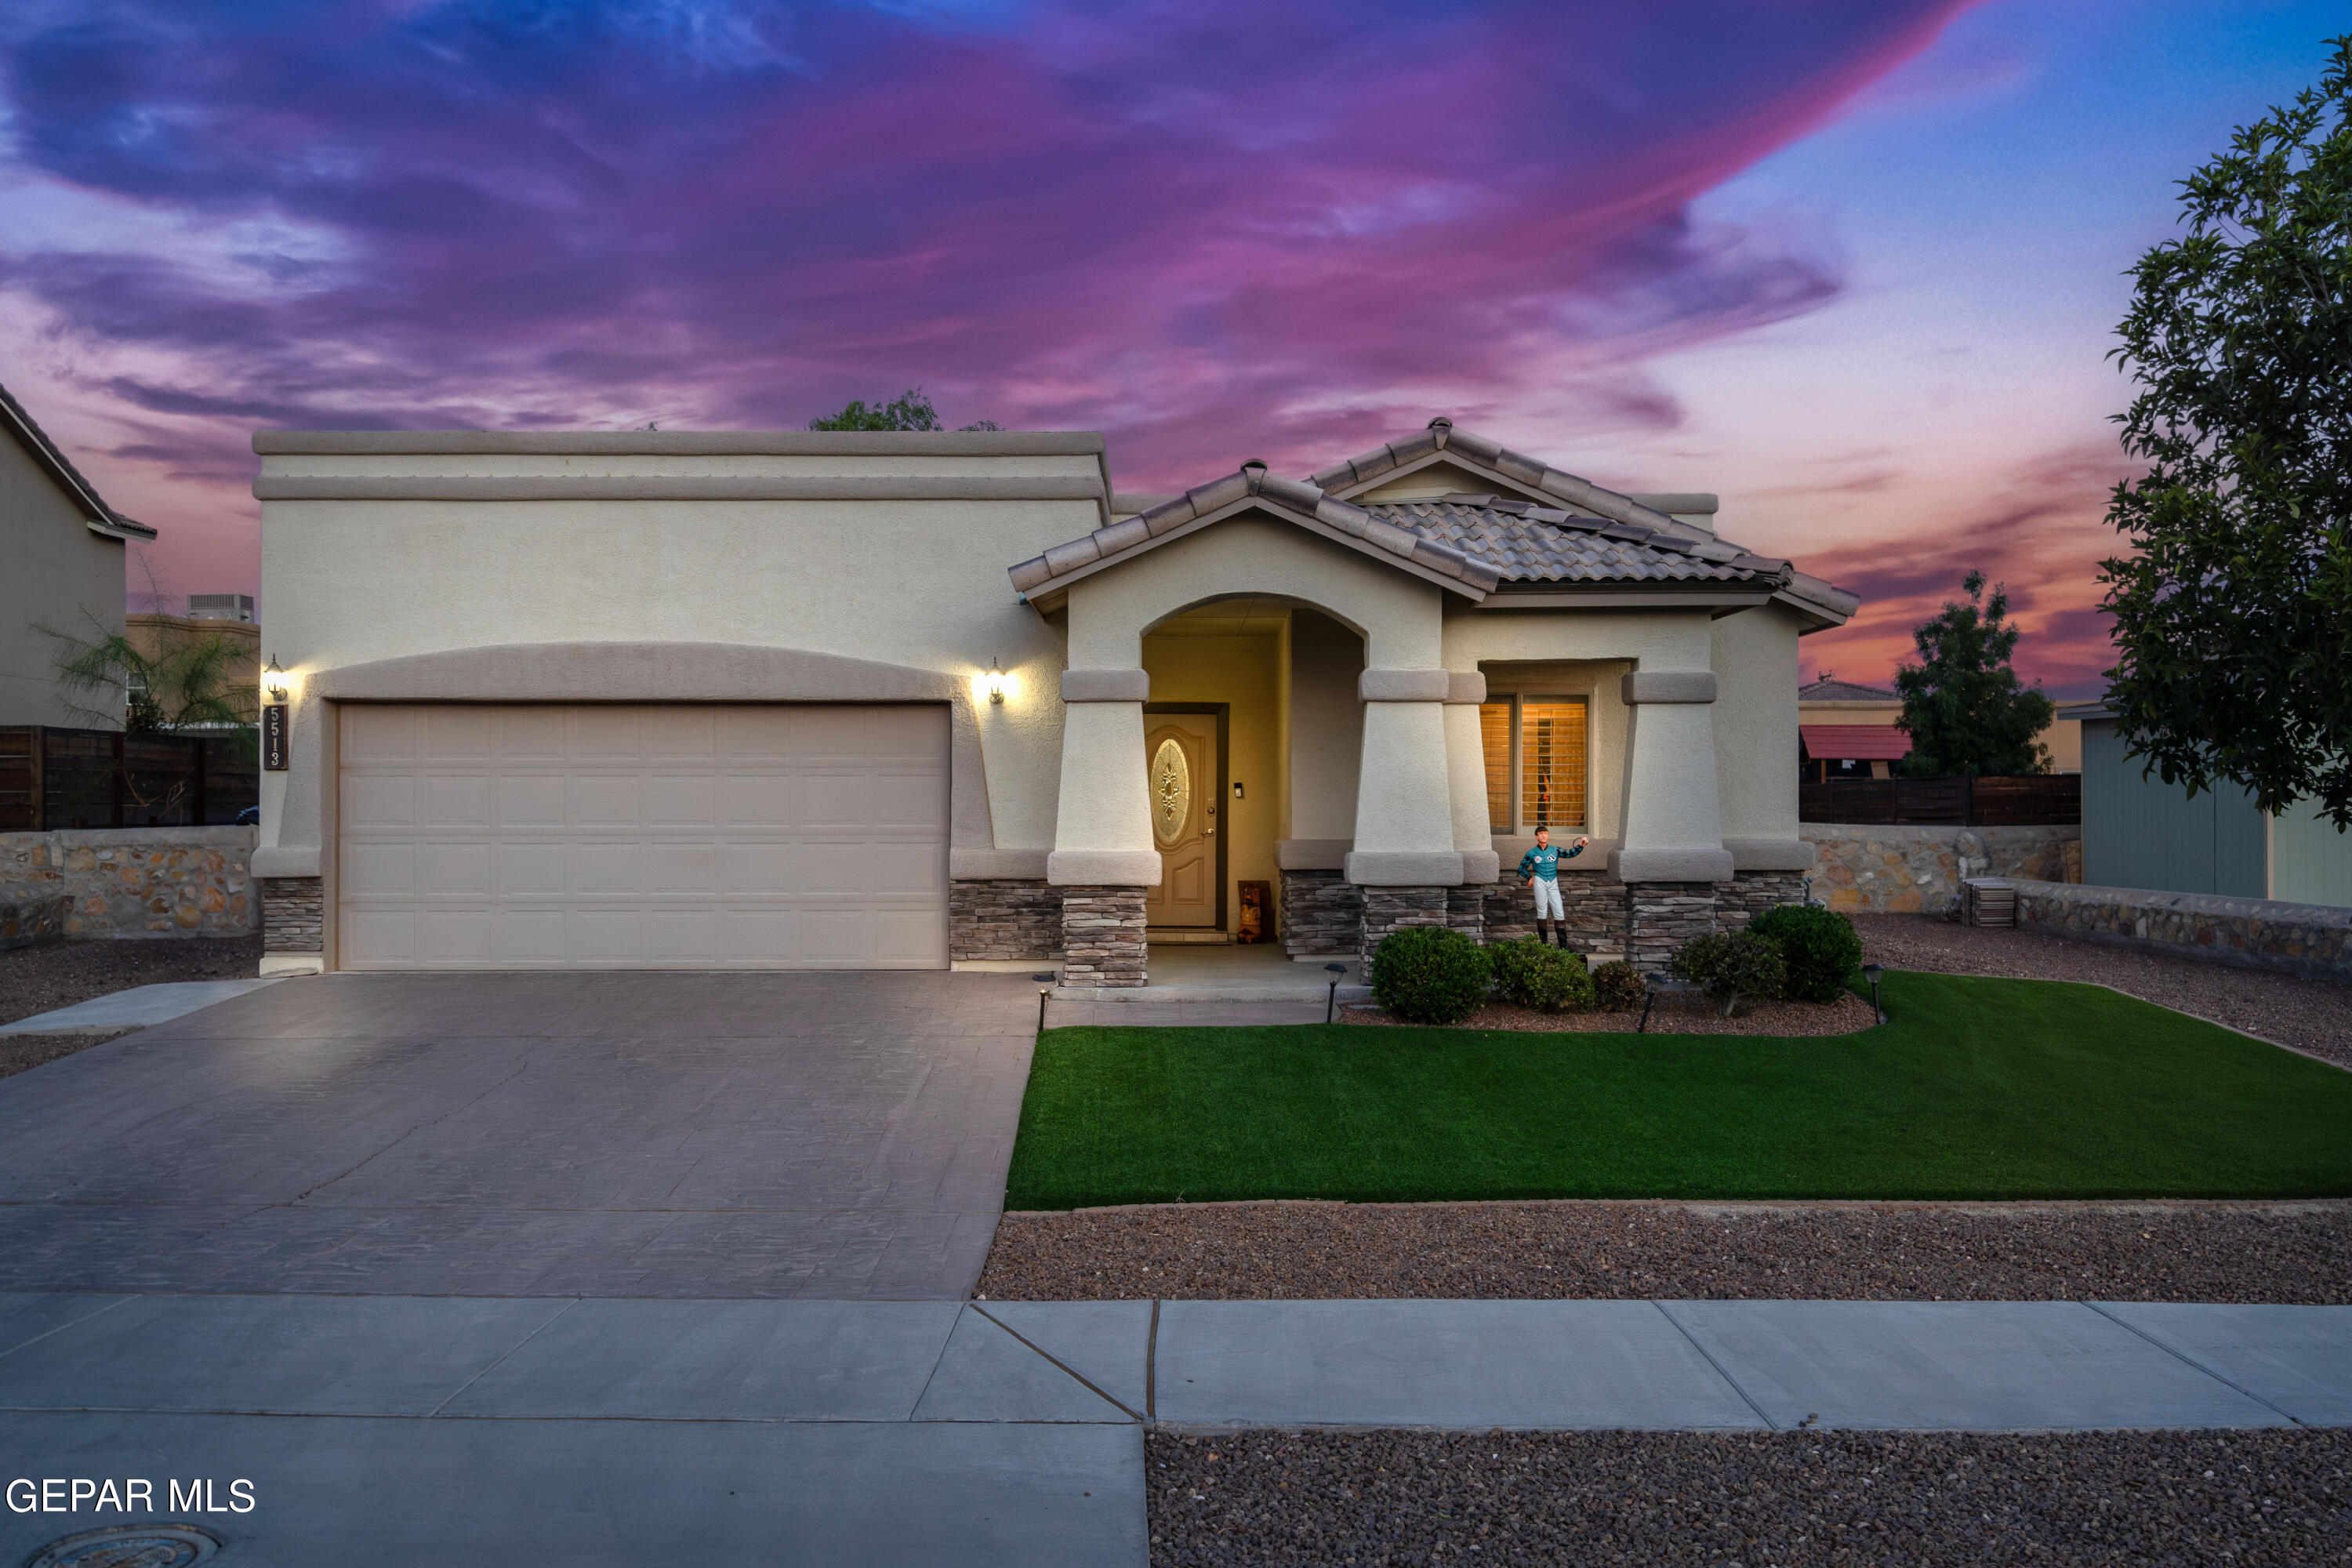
[1612,848,1737,881]
[1061,668,1152,702]
[251,847,321,879]
[952,848,1051,879]
[1345,849,1468,885]
[1444,672,1487,704]
[1358,668,1452,702]
[1276,838,1352,870]
[1725,838,1816,872]
[1621,670,1720,705]
[1046,849,1162,886]
[254,476,1106,503]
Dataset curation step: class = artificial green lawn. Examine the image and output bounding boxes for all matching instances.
[1003,969,2352,1210]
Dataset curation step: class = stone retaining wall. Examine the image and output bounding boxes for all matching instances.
[2,889,67,951]
[1359,885,1450,963]
[0,827,257,941]
[2013,880,2352,984]
[1802,823,2078,914]
[948,878,1063,962]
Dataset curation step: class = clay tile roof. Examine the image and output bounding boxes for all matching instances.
[1366,499,1785,586]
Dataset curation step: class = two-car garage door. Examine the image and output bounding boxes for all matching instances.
[336,704,948,969]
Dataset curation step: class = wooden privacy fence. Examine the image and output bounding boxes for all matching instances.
[1799,774,2081,827]
[0,726,259,831]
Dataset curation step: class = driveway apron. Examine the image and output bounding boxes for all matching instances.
[0,971,1040,1300]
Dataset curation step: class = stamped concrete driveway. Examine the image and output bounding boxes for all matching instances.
[0,971,1040,1299]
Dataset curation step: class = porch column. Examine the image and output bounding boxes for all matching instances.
[1613,670,1736,970]
[1347,668,1463,961]
[1047,667,1157,988]
[1443,670,1497,938]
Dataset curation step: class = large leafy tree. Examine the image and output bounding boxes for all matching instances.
[1894,571,2056,777]
[808,387,999,432]
[2101,34,2352,827]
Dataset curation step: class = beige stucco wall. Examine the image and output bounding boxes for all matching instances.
[258,444,1098,871]
[1,435,126,728]
[1286,609,1363,842]
[1142,620,1281,926]
[1713,604,1802,843]
[1065,516,1446,670]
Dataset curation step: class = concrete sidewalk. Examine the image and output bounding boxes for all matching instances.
[2,1294,2342,1564]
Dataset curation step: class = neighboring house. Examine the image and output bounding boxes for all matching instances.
[0,382,155,726]
[2064,698,2352,908]
[124,604,262,723]
[1797,677,1908,782]
[251,419,1858,980]
[1797,676,2082,782]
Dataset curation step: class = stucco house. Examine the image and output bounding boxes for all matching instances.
[251,419,1857,982]
[2,381,154,727]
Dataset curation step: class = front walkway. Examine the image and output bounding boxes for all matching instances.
[0,1293,2341,1563]
[0,971,1039,1299]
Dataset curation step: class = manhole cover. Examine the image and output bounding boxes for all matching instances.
[24,1524,219,1568]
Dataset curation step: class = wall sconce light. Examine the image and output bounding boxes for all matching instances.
[986,657,1007,705]
[263,656,289,704]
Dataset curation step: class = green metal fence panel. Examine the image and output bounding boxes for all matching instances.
[2270,800,2352,909]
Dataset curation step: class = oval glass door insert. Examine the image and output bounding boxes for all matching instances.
[1151,737,1192,846]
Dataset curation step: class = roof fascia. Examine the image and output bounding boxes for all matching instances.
[1472,585,1777,615]
[1021,494,1489,615]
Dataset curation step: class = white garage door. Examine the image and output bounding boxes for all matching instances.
[336,704,948,970]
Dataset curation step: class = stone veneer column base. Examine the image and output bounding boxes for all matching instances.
[1715,869,1808,930]
[949,878,1063,962]
[1058,886,1148,988]
[1359,885,1450,964]
[1446,884,1486,941]
[262,876,323,956]
[1484,871,1629,961]
[1280,869,1362,958]
[1625,881,1718,972]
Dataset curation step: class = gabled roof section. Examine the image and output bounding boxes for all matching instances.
[1800,677,1897,702]
[0,379,155,540]
[1316,419,1857,627]
[1008,461,1501,612]
[1369,497,1791,586]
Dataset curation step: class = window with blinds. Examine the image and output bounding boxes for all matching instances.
[1521,699,1587,831]
[1475,694,1590,833]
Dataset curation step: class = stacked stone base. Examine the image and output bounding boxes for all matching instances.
[1359,885,1450,962]
[1059,886,1148,987]
[262,877,324,956]
[1279,869,1361,958]
[948,878,1062,962]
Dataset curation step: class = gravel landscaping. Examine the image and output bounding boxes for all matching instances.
[1855,913,2352,1071]
[978,1200,2352,1303]
[1147,1427,2352,1566]
[0,935,260,1080]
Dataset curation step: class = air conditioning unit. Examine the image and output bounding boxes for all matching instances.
[187,593,256,622]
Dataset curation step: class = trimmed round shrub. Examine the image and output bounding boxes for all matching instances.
[1369,925,1494,1025]
[1671,931,1788,1017]
[1590,960,1646,1013]
[1490,935,1595,1013]
[1748,904,1865,1003]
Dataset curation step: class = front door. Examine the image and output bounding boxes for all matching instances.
[1145,712,1219,927]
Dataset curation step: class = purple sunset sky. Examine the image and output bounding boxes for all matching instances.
[2,0,2339,695]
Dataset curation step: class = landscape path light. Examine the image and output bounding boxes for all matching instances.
[1863,962,1886,1024]
[1325,962,1347,1024]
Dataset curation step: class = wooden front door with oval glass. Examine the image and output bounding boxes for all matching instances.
[1144,710,1221,928]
